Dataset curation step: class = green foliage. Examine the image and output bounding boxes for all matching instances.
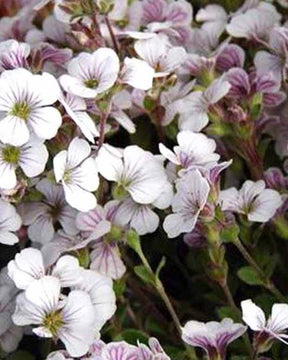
[237,266,264,286]
[134,265,155,285]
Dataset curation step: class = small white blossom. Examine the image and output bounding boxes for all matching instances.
[121,57,155,90]
[220,180,282,222]
[182,318,247,359]
[0,137,48,189]
[12,276,96,357]
[196,5,228,44]
[76,201,126,279]
[254,27,288,83]
[60,93,99,143]
[0,68,62,146]
[114,182,173,235]
[73,269,116,330]
[19,179,78,244]
[90,240,126,280]
[59,48,120,99]
[177,77,231,132]
[163,170,210,238]
[241,299,288,348]
[0,200,21,245]
[109,90,136,134]
[134,34,187,77]
[159,80,196,126]
[159,131,220,173]
[226,3,281,40]
[8,248,81,290]
[53,137,99,212]
[0,39,30,70]
[96,144,169,205]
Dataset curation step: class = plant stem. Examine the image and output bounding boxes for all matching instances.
[233,237,286,302]
[104,15,120,54]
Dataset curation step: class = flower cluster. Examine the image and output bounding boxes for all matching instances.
[0,0,288,359]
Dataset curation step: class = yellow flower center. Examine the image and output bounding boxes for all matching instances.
[2,145,20,165]
[42,311,64,336]
[84,78,99,89]
[11,102,30,120]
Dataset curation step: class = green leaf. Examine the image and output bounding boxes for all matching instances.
[134,265,155,285]
[220,223,240,243]
[114,329,149,345]
[237,266,264,286]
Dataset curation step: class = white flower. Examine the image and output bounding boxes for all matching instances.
[12,276,96,357]
[60,93,99,143]
[0,39,30,70]
[114,182,173,235]
[0,137,48,189]
[53,137,99,212]
[177,77,231,132]
[134,34,187,77]
[96,144,169,204]
[182,318,247,359]
[114,198,161,236]
[73,269,116,330]
[75,201,126,279]
[159,80,196,126]
[8,248,45,290]
[219,180,282,222]
[159,131,220,172]
[18,178,78,244]
[121,57,155,90]
[163,170,210,238]
[86,90,136,134]
[8,248,82,289]
[0,68,62,146]
[41,231,86,269]
[0,199,21,245]
[84,337,170,360]
[196,5,228,44]
[109,90,136,134]
[254,27,288,83]
[59,48,120,99]
[226,3,281,40]
[90,240,126,280]
[241,299,288,349]
[40,222,124,280]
